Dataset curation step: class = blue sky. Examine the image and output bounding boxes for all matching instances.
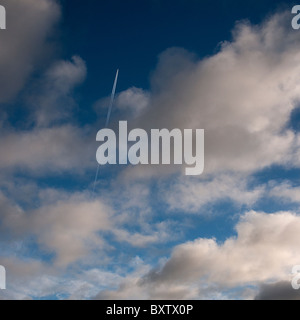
[59,0,297,105]
[1,0,300,300]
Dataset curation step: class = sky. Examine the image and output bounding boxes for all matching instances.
[1,0,300,300]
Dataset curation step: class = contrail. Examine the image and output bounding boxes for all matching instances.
[106,69,119,127]
[93,69,119,194]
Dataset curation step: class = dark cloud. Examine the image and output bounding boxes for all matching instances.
[0,0,60,103]
[255,281,300,300]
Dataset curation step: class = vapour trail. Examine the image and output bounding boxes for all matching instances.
[93,69,119,194]
[106,69,119,127]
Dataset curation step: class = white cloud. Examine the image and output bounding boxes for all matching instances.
[66,269,124,300]
[96,277,198,300]
[0,55,91,175]
[147,211,300,287]
[96,211,300,299]
[0,192,113,266]
[0,125,95,174]
[268,181,300,203]
[29,196,112,266]
[122,12,300,179]
[165,174,264,213]
[112,222,172,248]
[0,256,126,300]
[116,87,150,115]
[2,8,300,301]
[0,0,60,103]
[0,257,51,300]
[31,56,87,127]
[94,87,150,119]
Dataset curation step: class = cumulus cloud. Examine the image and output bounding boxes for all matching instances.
[31,56,87,127]
[147,211,300,286]
[96,277,199,300]
[0,182,174,268]
[29,196,112,266]
[0,125,95,174]
[96,211,300,299]
[94,87,150,119]
[0,256,126,300]
[255,281,300,300]
[268,181,300,203]
[0,192,112,266]
[119,12,300,178]
[0,3,92,176]
[66,269,125,300]
[0,53,92,176]
[0,0,60,103]
[115,87,150,116]
[165,174,264,213]
[2,6,300,301]
[111,223,172,248]
[0,257,50,300]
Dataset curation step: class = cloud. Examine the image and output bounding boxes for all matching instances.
[96,277,198,300]
[31,56,87,127]
[0,257,50,300]
[115,87,150,116]
[0,256,126,300]
[2,7,300,301]
[0,52,91,175]
[268,181,300,203]
[0,0,60,103]
[66,269,124,300]
[119,11,300,179]
[29,196,112,266]
[164,174,264,213]
[147,211,300,286]
[96,211,300,299]
[94,257,152,300]
[94,87,150,119]
[0,192,113,266]
[255,281,300,300]
[0,124,95,174]
[111,222,172,248]
[95,180,178,248]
